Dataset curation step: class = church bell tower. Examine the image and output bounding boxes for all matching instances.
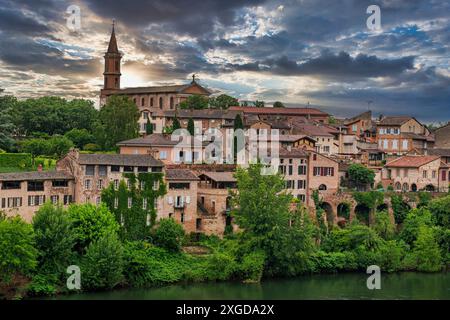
[103,21,122,90]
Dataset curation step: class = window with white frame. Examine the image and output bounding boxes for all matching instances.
[84,179,91,190]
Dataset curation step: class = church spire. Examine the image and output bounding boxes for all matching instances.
[107,20,119,53]
[103,20,122,90]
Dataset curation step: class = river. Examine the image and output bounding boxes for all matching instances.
[48,272,450,300]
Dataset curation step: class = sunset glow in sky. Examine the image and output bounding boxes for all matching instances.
[0,0,449,121]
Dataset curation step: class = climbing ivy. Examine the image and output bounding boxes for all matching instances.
[101,172,167,241]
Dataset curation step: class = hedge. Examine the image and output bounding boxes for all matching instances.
[0,153,33,169]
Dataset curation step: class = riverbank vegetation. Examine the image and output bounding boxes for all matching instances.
[0,164,449,299]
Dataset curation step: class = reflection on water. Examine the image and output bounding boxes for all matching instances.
[48,272,450,300]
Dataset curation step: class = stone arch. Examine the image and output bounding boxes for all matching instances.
[411,183,417,192]
[337,202,351,227]
[320,201,335,227]
[318,184,327,191]
[354,203,370,225]
[425,184,435,192]
[377,203,389,212]
[395,182,402,191]
[402,183,409,192]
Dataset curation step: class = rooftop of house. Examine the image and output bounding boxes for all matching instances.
[378,116,413,126]
[279,146,309,158]
[199,171,236,183]
[166,169,199,181]
[78,153,164,167]
[117,133,209,147]
[229,106,328,117]
[291,123,335,137]
[344,110,372,125]
[0,171,74,182]
[402,132,435,142]
[385,155,441,168]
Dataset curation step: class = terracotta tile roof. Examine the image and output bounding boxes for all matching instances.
[229,106,328,117]
[78,154,163,167]
[113,82,211,95]
[379,116,412,126]
[199,171,236,182]
[344,111,372,125]
[385,155,440,168]
[166,169,199,181]
[0,171,74,182]
[402,132,434,141]
[117,134,178,147]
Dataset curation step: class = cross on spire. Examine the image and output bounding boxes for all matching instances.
[191,74,197,83]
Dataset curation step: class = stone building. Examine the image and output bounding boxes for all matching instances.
[376,116,433,155]
[382,155,449,192]
[433,123,450,148]
[197,172,237,235]
[162,169,199,234]
[56,150,165,205]
[0,171,75,222]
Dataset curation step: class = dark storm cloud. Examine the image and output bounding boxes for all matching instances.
[84,0,268,36]
[227,51,415,79]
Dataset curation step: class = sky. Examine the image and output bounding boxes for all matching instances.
[0,0,449,123]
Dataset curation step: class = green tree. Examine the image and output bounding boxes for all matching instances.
[64,128,94,149]
[172,117,181,131]
[0,216,38,283]
[373,211,395,240]
[47,135,74,158]
[32,203,75,277]
[231,164,316,276]
[81,232,124,290]
[0,95,16,151]
[21,138,50,159]
[273,101,285,108]
[348,164,375,191]
[146,118,153,135]
[391,194,411,224]
[413,226,442,272]
[233,114,244,130]
[428,195,450,228]
[179,95,209,109]
[187,118,195,136]
[399,208,433,246]
[95,95,140,150]
[254,100,265,108]
[152,218,185,252]
[210,94,238,109]
[68,203,120,253]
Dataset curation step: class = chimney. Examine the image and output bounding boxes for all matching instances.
[37,164,43,172]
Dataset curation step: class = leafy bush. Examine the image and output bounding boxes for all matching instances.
[412,226,442,272]
[83,143,101,152]
[152,218,185,253]
[81,232,124,290]
[237,251,266,282]
[205,252,237,281]
[428,195,450,229]
[27,274,58,296]
[32,203,75,277]
[0,216,38,283]
[68,203,120,253]
[373,211,395,240]
[311,251,357,273]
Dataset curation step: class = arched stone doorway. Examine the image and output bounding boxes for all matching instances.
[320,202,335,227]
[402,183,409,192]
[318,184,327,191]
[425,184,435,192]
[355,204,370,225]
[337,202,351,227]
[411,183,417,192]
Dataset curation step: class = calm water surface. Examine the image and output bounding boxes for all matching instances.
[50,272,450,300]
